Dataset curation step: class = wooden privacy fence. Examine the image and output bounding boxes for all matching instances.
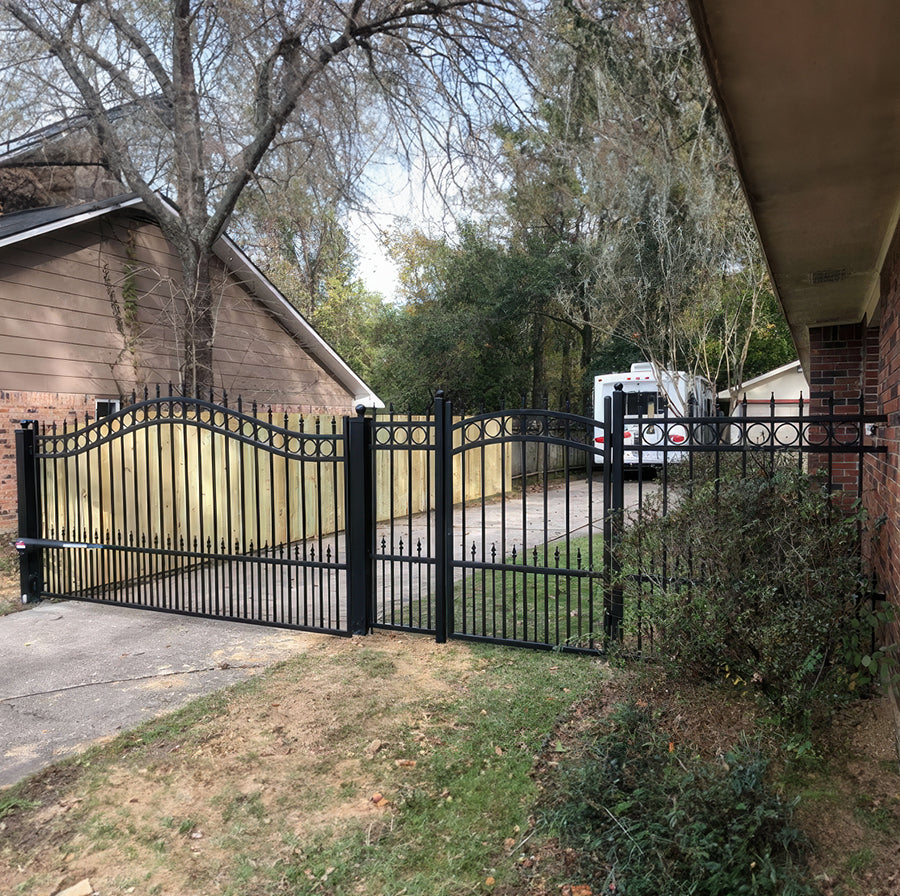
[30,397,511,558]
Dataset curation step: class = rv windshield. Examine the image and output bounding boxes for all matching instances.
[626,392,667,416]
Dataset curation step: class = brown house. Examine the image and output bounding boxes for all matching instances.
[0,126,381,533]
[686,1,900,708]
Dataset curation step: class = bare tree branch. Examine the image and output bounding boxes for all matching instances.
[0,0,534,391]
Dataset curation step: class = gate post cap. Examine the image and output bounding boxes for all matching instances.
[355,404,366,417]
[614,383,624,391]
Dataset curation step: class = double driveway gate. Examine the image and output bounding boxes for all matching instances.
[16,392,608,653]
[16,388,883,654]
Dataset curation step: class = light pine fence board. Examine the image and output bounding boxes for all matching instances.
[40,409,513,561]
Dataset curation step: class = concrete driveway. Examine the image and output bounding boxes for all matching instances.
[0,600,321,789]
[0,477,650,790]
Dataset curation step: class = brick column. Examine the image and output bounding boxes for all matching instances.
[806,323,871,503]
[0,391,97,535]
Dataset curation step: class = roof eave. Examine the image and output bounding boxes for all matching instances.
[686,0,900,372]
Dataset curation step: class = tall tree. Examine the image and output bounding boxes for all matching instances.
[373,224,556,410]
[0,0,531,393]
[498,0,778,399]
[237,186,385,381]
[375,221,627,412]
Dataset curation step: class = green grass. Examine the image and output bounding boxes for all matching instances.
[0,793,38,820]
[852,795,898,835]
[108,689,233,753]
[846,847,874,874]
[454,551,605,649]
[395,533,608,650]
[232,645,603,896]
[465,533,605,649]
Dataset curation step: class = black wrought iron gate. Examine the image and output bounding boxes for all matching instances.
[15,392,608,651]
[16,396,355,636]
[366,398,606,651]
[16,388,882,653]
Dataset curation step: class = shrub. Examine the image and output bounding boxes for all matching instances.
[618,470,886,724]
[546,701,815,895]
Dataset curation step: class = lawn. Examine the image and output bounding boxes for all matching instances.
[1,628,898,896]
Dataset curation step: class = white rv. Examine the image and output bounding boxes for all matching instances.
[593,363,717,465]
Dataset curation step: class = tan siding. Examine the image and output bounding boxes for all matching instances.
[0,290,124,321]
[0,211,361,534]
[0,211,355,411]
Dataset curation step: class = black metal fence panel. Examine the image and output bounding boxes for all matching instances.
[15,389,885,657]
[17,393,351,634]
[365,399,607,652]
[371,408,439,634]
[600,388,886,652]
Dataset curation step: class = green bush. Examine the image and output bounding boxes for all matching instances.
[546,702,815,895]
[619,470,887,724]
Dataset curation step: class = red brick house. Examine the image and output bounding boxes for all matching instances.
[0,125,381,533]
[686,0,900,710]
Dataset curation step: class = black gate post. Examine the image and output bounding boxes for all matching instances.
[434,391,454,643]
[346,405,374,635]
[603,387,625,640]
[15,420,42,603]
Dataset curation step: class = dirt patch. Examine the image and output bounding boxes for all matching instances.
[0,631,473,895]
[797,696,900,896]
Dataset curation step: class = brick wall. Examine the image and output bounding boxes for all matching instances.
[0,391,96,536]
[807,323,872,409]
[867,222,900,652]
[805,279,899,657]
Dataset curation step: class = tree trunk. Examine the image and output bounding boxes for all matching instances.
[531,315,546,406]
[579,320,593,414]
[180,249,215,397]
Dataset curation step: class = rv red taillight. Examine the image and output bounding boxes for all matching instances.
[595,436,604,444]
[671,434,686,444]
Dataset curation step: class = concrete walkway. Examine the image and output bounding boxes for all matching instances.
[375,477,653,557]
[0,601,320,788]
